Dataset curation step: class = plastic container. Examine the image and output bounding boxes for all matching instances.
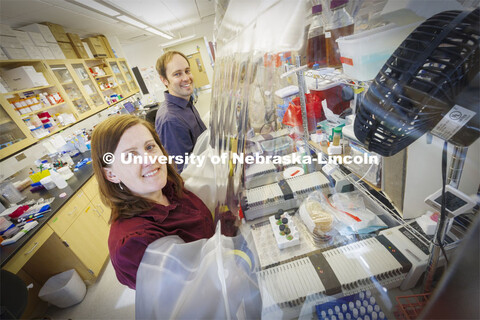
[49,170,68,189]
[0,181,25,205]
[306,4,327,68]
[336,22,421,80]
[57,167,74,180]
[38,269,87,308]
[40,176,56,190]
[325,0,354,67]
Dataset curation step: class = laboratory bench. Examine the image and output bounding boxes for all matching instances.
[1,151,109,318]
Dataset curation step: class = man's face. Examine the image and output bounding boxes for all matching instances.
[161,54,194,100]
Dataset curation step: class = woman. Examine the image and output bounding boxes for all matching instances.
[91,114,215,289]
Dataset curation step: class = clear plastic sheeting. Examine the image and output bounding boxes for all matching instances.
[215,0,308,55]
[135,224,262,319]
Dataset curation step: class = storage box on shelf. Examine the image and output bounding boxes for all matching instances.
[0,58,138,160]
[82,37,108,58]
[0,60,78,158]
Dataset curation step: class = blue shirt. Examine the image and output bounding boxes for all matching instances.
[155,92,206,172]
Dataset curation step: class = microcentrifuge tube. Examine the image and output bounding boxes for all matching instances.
[379,311,385,319]
[371,311,378,320]
[338,313,344,320]
[356,300,362,308]
[342,304,348,313]
[363,300,369,308]
[374,305,380,313]
[369,297,376,305]
[367,305,373,314]
[328,308,334,316]
[352,308,359,318]
[364,315,370,320]
[366,290,372,298]
[321,310,327,318]
[335,306,340,314]
[360,306,366,316]
[359,291,365,300]
[331,315,337,320]
[345,313,352,320]
[349,302,354,311]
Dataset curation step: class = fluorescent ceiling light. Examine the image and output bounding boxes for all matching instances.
[161,35,196,47]
[74,0,120,16]
[117,15,148,29]
[145,27,173,40]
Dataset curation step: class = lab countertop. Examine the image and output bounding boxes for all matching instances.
[0,152,95,267]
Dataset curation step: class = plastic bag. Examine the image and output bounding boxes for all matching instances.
[282,94,324,133]
[329,191,387,234]
[136,223,261,319]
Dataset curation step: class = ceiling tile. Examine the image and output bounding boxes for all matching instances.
[0,0,54,20]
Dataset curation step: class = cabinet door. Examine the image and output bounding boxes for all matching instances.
[81,176,99,201]
[48,63,92,116]
[108,61,129,96]
[62,204,109,276]
[48,190,88,236]
[119,60,138,94]
[0,103,34,159]
[71,62,106,109]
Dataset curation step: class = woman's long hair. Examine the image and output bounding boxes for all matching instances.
[91,114,184,223]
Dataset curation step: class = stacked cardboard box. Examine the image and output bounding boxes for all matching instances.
[82,36,108,58]
[0,24,30,60]
[97,35,116,58]
[67,33,90,59]
[18,23,64,59]
[40,22,78,59]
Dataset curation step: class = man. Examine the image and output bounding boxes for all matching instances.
[155,51,207,172]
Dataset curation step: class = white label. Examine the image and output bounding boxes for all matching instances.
[325,31,332,38]
[431,104,476,141]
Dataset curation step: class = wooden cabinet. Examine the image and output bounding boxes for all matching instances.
[0,58,139,160]
[45,176,109,278]
[47,189,88,236]
[2,224,53,274]
[62,203,109,277]
[81,175,99,201]
[44,60,106,119]
[91,193,111,224]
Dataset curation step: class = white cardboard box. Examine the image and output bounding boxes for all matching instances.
[12,30,36,47]
[0,35,23,48]
[0,24,16,37]
[48,43,66,59]
[24,31,48,47]
[24,45,44,59]
[19,23,56,43]
[38,46,55,60]
[2,66,48,91]
[1,47,30,60]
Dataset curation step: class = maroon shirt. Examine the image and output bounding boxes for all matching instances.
[108,181,215,289]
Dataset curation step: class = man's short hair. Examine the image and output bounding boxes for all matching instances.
[156,51,190,80]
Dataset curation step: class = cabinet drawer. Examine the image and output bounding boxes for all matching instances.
[82,176,99,201]
[91,194,111,224]
[3,224,53,274]
[48,190,88,236]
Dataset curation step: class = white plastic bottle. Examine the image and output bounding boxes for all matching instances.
[49,169,68,189]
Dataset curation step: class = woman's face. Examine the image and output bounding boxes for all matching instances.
[103,124,168,201]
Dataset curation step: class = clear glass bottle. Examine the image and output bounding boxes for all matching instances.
[307,4,327,68]
[325,0,354,68]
